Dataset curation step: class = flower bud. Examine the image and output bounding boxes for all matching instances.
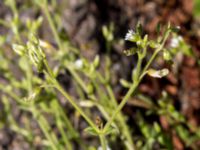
[147,68,169,78]
[12,44,26,56]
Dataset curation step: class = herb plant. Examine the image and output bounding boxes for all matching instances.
[0,0,199,150]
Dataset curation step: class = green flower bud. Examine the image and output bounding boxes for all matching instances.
[120,79,131,88]
[87,83,94,95]
[29,33,39,45]
[93,55,100,68]
[12,44,26,56]
[123,47,138,56]
[163,50,172,61]
[26,37,46,72]
[147,68,169,78]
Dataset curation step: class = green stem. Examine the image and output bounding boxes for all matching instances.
[58,103,79,138]
[103,29,171,135]
[0,84,27,105]
[0,19,10,27]
[42,3,63,51]
[2,97,33,141]
[106,85,135,150]
[44,60,99,133]
[103,81,138,133]
[140,30,170,80]
[68,67,88,93]
[53,82,99,132]
[103,55,143,134]
[56,115,73,150]
[25,58,33,95]
[135,54,143,80]
[87,69,135,149]
[32,109,59,150]
[141,49,160,77]
[66,69,131,149]
[99,134,107,150]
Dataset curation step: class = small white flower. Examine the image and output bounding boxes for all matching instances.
[170,36,183,48]
[125,29,135,41]
[176,26,181,30]
[74,59,83,69]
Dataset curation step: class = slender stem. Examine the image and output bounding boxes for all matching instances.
[53,82,99,132]
[106,85,135,150]
[66,66,132,142]
[51,62,135,149]
[43,60,99,133]
[68,67,88,93]
[0,19,10,27]
[103,29,171,134]
[140,30,170,80]
[140,51,160,83]
[32,108,59,150]
[99,134,107,150]
[56,116,73,150]
[42,3,63,51]
[103,54,143,134]
[94,69,136,149]
[135,54,143,79]
[2,97,33,141]
[58,103,79,138]
[103,81,138,133]
[44,60,55,78]
[0,84,27,105]
[25,58,33,95]
[8,0,21,43]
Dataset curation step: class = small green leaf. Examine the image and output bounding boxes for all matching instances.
[197,59,200,66]
[19,57,29,71]
[102,26,109,38]
[170,26,180,33]
[120,79,132,88]
[35,0,47,6]
[87,83,94,95]
[156,22,161,34]
[23,88,41,102]
[136,22,143,35]
[93,55,100,68]
[149,41,159,49]
[12,44,26,56]
[84,127,98,136]
[147,68,169,78]
[29,33,39,45]
[163,50,172,61]
[0,35,6,46]
[123,47,138,56]
[154,122,161,133]
[194,0,200,16]
[104,126,118,135]
[102,24,114,42]
[143,35,148,43]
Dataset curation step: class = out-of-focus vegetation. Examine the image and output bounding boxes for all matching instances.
[194,0,200,17]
